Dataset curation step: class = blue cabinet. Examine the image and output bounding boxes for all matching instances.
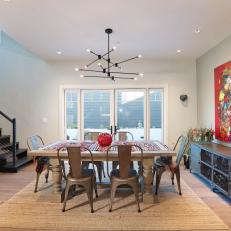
[190,142,231,199]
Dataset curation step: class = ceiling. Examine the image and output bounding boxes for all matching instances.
[0,0,231,61]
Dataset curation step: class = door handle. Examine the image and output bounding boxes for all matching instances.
[114,125,117,134]
[110,125,113,134]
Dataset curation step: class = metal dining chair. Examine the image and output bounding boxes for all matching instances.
[83,131,106,182]
[58,146,98,213]
[113,131,134,142]
[153,135,188,195]
[112,131,134,170]
[27,135,51,193]
[106,144,143,212]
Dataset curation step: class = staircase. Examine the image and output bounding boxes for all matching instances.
[0,112,33,172]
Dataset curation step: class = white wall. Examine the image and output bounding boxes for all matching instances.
[0,32,197,148]
[197,34,231,129]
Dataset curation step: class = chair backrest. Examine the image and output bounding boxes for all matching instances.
[106,144,143,179]
[84,132,100,141]
[27,135,44,150]
[57,146,94,179]
[113,131,134,141]
[175,135,188,166]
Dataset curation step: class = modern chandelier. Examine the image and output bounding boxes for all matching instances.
[75,28,143,81]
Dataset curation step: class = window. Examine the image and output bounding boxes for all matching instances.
[63,88,165,142]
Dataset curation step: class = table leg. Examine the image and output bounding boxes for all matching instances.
[143,158,154,203]
[50,158,62,201]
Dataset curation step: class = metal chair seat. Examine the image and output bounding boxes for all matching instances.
[154,157,171,167]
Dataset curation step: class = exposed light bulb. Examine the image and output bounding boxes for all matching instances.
[139,73,144,77]
[138,54,142,58]
[86,49,91,53]
[112,46,117,50]
[194,28,201,34]
[84,65,88,69]
[80,74,84,78]
[134,77,138,81]
[177,49,182,53]
[98,63,101,66]
[75,67,79,71]
[57,51,62,55]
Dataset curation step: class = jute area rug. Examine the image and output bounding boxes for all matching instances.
[0,173,228,231]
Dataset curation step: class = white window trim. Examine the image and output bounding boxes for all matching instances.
[59,84,168,144]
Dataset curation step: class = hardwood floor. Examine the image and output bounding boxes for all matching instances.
[0,163,230,231]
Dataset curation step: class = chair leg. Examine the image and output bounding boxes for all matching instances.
[152,165,156,183]
[95,162,102,183]
[102,162,106,178]
[171,171,174,185]
[109,180,118,212]
[45,165,49,183]
[62,180,71,212]
[34,172,40,193]
[61,160,66,179]
[130,182,141,212]
[175,167,182,195]
[85,181,94,213]
[155,167,164,195]
[112,161,118,170]
[93,176,98,198]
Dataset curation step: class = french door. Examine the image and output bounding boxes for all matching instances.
[82,90,113,137]
[64,88,164,141]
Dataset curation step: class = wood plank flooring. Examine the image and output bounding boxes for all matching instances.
[0,164,230,231]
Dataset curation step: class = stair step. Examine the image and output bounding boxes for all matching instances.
[1,148,27,158]
[16,148,27,159]
[0,156,6,167]
[0,156,33,172]
[0,135,10,146]
[0,142,19,152]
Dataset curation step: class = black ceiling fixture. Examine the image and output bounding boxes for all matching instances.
[75,28,143,81]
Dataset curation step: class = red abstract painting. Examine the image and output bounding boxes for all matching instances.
[214,61,231,142]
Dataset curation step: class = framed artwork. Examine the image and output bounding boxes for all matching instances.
[214,61,231,142]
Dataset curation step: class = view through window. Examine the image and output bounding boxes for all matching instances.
[64,88,164,141]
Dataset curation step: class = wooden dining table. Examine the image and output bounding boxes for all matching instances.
[28,140,176,204]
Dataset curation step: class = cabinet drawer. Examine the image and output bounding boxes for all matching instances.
[213,170,231,195]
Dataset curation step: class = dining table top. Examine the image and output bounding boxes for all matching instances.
[28,140,176,159]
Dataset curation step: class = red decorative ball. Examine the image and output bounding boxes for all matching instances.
[98,133,112,147]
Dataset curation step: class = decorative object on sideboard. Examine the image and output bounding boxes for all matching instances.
[75,28,144,81]
[188,128,215,143]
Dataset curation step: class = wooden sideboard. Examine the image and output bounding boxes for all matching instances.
[190,142,231,199]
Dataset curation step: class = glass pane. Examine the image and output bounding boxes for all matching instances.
[149,89,163,141]
[65,90,78,140]
[83,91,111,138]
[116,90,145,140]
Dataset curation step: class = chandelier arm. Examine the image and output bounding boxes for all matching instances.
[110,71,140,75]
[116,56,139,65]
[101,56,121,69]
[112,76,135,80]
[85,58,100,68]
[105,63,116,70]
[83,75,110,78]
[98,64,104,70]
[101,48,114,58]
[79,69,103,73]
[90,50,99,57]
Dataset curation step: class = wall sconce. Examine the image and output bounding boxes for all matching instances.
[180,95,188,102]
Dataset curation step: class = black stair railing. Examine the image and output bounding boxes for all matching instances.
[0,111,16,166]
